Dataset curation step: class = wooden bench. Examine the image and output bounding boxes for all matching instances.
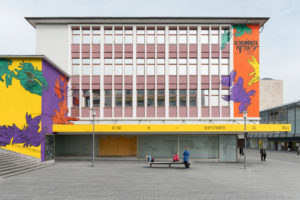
[148,162,190,168]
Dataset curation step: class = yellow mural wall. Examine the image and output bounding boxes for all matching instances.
[0,58,42,158]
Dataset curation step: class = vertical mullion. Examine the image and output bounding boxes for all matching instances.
[122,27,125,118]
[218,25,222,118]
[133,26,137,118]
[187,26,190,118]
[79,26,82,119]
[198,25,201,118]
[177,26,179,119]
[100,26,104,118]
[229,25,234,119]
[165,26,169,118]
[154,26,157,118]
[112,26,115,118]
[90,26,93,117]
[67,25,72,117]
[145,27,147,117]
[208,25,211,118]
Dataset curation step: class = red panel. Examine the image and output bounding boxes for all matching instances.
[147,53,155,58]
[81,84,90,89]
[94,107,100,118]
[104,76,112,84]
[81,76,90,84]
[169,107,177,117]
[201,107,210,117]
[179,75,187,84]
[114,44,123,52]
[92,44,100,52]
[169,44,177,52]
[72,53,80,58]
[201,52,209,58]
[104,44,112,52]
[179,44,187,52]
[92,76,100,84]
[221,52,229,58]
[201,84,209,89]
[189,75,197,84]
[104,107,112,118]
[137,44,145,52]
[222,44,230,52]
[189,44,197,52]
[179,107,187,117]
[169,52,177,58]
[201,75,209,83]
[147,44,155,52]
[104,84,112,89]
[157,76,165,84]
[114,107,122,117]
[114,76,122,84]
[71,85,79,89]
[72,76,80,84]
[157,44,165,53]
[222,106,230,117]
[136,107,145,117]
[189,52,197,58]
[211,75,220,84]
[169,75,177,84]
[137,53,145,58]
[104,52,112,58]
[179,52,187,58]
[136,76,145,84]
[92,84,100,89]
[124,107,133,117]
[71,107,79,117]
[92,52,100,58]
[124,76,133,84]
[72,44,80,52]
[157,107,165,117]
[125,52,133,58]
[114,53,122,58]
[147,107,155,117]
[157,53,165,58]
[125,44,133,52]
[189,107,198,117]
[201,44,210,52]
[81,44,90,52]
[211,52,219,58]
[157,84,165,89]
[81,108,90,117]
[211,107,220,118]
[147,76,155,84]
[124,84,132,89]
[211,44,220,52]
[82,53,90,58]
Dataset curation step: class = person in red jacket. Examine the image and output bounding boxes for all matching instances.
[173,152,180,162]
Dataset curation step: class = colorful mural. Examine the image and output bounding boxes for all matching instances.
[221,24,259,117]
[0,58,69,160]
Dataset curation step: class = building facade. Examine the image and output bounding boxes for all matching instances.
[0,56,69,161]
[260,78,283,111]
[25,17,269,161]
[249,101,300,151]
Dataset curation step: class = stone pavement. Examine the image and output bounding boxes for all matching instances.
[1,149,300,200]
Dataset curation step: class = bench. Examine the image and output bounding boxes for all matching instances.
[148,162,190,168]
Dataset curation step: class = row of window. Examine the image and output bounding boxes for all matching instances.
[72,64,229,75]
[73,89,229,108]
[72,26,226,45]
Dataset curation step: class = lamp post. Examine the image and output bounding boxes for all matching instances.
[243,110,248,170]
[92,109,96,168]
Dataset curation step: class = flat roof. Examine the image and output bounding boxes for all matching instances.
[260,100,300,112]
[0,55,70,77]
[25,17,269,28]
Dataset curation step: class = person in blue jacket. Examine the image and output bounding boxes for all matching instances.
[183,147,190,168]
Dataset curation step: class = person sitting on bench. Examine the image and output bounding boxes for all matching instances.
[173,152,180,162]
[146,155,155,162]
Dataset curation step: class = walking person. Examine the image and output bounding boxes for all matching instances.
[183,147,190,168]
[262,148,267,161]
[260,148,264,161]
[297,145,300,156]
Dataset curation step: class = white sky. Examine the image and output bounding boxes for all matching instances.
[0,0,299,103]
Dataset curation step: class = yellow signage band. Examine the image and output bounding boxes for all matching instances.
[53,124,291,133]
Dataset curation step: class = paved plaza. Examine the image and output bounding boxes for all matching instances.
[1,149,300,200]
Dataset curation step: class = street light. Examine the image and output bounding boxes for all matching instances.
[243,110,248,170]
[92,109,96,168]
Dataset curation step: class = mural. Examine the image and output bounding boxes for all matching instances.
[0,59,48,96]
[0,113,43,147]
[220,24,260,117]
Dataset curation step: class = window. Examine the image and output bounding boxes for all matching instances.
[72,27,80,44]
[190,89,197,106]
[125,35,132,44]
[82,27,91,44]
[115,59,122,75]
[179,89,187,106]
[82,90,90,107]
[115,27,123,44]
[125,90,132,107]
[178,59,187,75]
[124,65,133,75]
[93,65,100,75]
[82,65,91,75]
[92,26,100,44]
[137,65,145,75]
[115,90,122,107]
[157,90,165,107]
[72,65,80,75]
[179,28,187,44]
[105,66,113,75]
[210,90,219,106]
[169,27,177,44]
[211,28,219,44]
[104,27,113,44]
[137,27,145,44]
[105,90,112,107]
[72,59,80,64]
[157,28,165,44]
[201,59,209,75]
[72,89,79,107]
[221,90,229,106]
[147,89,154,107]
[169,89,177,107]
[201,27,209,44]
[201,90,209,106]
[146,59,155,75]
[169,59,177,75]
[189,59,197,75]
[157,59,165,75]
[93,90,100,107]
[189,27,197,44]
[137,89,144,106]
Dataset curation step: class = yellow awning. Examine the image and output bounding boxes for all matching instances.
[53,124,291,133]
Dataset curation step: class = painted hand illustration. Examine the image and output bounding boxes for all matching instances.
[233,25,252,37]
[0,59,15,88]
[14,61,49,96]
[221,70,256,114]
[0,113,43,147]
[247,55,259,86]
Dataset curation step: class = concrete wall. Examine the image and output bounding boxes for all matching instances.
[260,79,283,111]
[36,25,69,72]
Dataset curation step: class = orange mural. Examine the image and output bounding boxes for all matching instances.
[52,75,79,124]
[233,24,260,118]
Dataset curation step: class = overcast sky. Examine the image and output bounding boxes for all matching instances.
[0,0,299,104]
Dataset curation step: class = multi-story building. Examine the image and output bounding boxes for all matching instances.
[249,101,300,151]
[260,78,283,111]
[24,17,270,161]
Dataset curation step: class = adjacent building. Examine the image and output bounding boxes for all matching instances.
[260,78,283,111]
[21,17,271,161]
